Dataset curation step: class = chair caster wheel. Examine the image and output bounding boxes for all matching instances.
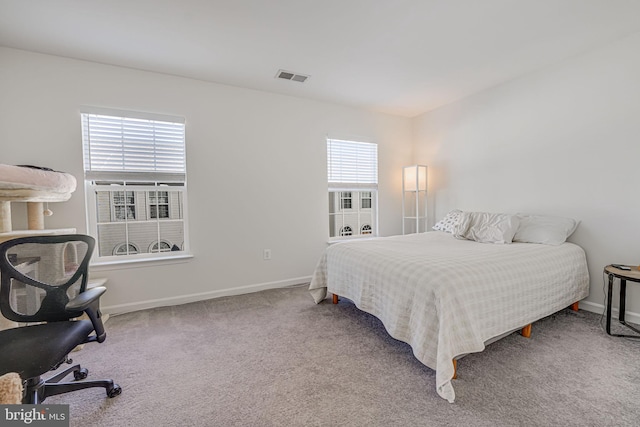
[74,368,88,380]
[107,384,122,398]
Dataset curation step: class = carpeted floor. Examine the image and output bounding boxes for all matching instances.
[47,284,640,426]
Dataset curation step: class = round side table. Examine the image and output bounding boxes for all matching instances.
[604,265,640,338]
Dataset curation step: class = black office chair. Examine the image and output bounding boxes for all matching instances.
[0,234,121,404]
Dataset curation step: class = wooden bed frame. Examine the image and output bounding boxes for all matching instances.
[331,293,580,379]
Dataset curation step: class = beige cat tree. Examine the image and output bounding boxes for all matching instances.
[0,164,77,242]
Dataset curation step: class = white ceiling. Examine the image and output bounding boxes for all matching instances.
[1,0,640,117]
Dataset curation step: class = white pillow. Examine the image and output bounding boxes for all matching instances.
[513,214,579,245]
[454,212,520,244]
[432,209,463,233]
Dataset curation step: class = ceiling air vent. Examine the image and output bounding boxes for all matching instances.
[276,69,310,83]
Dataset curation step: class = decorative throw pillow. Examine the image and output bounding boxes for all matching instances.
[513,214,579,245]
[432,209,463,233]
[454,211,520,244]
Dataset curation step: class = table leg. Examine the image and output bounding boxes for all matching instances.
[606,274,614,335]
[619,279,627,324]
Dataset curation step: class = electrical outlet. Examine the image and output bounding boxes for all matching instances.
[263,249,272,260]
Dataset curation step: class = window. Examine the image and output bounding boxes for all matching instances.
[340,192,352,210]
[149,240,172,253]
[112,191,136,221]
[113,243,139,256]
[361,191,372,209]
[340,226,353,236]
[82,108,189,261]
[327,138,378,239]
[149,191,169,219]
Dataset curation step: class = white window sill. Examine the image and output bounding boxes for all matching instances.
[327,236,380,245]
[90,253,194,271]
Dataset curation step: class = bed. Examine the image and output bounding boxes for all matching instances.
[309,212,589,403]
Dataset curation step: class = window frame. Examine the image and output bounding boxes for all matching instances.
[81,107,190,264]
[327,138,378,241]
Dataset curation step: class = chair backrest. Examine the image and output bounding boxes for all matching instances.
[0,234,95,323]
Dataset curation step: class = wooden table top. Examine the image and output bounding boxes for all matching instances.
[604,265,640,282]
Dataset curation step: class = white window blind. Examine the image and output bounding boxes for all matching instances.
[327,139,378,190]
[81,112,186,182]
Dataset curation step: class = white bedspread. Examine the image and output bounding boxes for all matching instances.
[309,231,589,402]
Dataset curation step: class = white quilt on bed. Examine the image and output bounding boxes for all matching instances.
[309,231,589,402]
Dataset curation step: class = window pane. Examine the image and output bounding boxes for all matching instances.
[327,139,378,185]
[94,185,185,256]
[97,223,126,257]
[159,221,184,252]
[114,206,125,221]
[150,241,172,253]
[328,190,376,239]
[340,226,353,236]
[341,192,352,209]
[361,191,372,209]
[149,201,169,219]
[82,113,185,175]
[113,191,124,204]
[114,243,138,256]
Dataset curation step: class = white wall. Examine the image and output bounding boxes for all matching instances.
[0,47,413,313]
[413,33,640,317]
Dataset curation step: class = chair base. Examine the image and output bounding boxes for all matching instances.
[24,364,121,404]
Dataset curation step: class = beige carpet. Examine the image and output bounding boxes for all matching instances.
[47,284,640,426]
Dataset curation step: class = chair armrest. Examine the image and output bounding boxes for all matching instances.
[65,286,108,343]
[65,286,106,312]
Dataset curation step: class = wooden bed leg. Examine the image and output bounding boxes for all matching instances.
[452,359,457,380]
[332,294,339,304]
[570,302,579,311]
[521,324,532,338]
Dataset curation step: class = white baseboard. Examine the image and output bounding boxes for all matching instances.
[578,300,640,325]
[102,282,640,326]
[102,276,311,316]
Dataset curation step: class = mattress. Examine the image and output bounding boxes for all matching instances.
[309,231,590,402]
[0,164,76,202]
